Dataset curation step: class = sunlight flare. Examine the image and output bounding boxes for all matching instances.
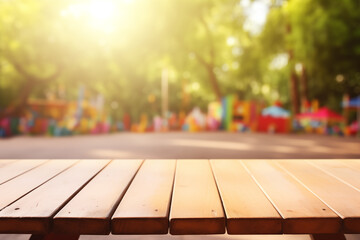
[60,0,119,33]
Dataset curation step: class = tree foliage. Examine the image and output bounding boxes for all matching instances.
[0,0,359,119]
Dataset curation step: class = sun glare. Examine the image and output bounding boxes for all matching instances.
[60,0,118,33]
[89,0,115,21]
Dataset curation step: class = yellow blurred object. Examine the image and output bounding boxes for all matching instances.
[131,124,138,132]
[67,118,77,130]
[316,127,325,135]
[147,94,156,103]
[138,114,148,132]
[305,125,312,133]
[311,100,319,112]
[230,123,237,132]
[79,118,89,133]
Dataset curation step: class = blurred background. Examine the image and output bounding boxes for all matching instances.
[0,0,359,158]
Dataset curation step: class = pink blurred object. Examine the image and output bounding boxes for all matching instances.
[153,116,162,132]
[0,118,11,136]
[349,121,359,135]
[296,107,344,121]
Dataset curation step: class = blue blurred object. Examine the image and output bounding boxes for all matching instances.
[0,128,5,138]
[262,106,290,118]
[349,96,360,108]
[182,124,189,131]
[117,122,124,131]
[343,96,360,108]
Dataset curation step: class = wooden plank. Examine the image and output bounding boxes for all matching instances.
[0,160,16,168]
[0,160,78,210]
[29,233,79,240]
[341,160,360,171]
[0,160,46,185]
[210,160,282,234]
[169,160,225,235]
[53,160,142,235]
[310,234,346,240]
[112,160,176,234]
[0,160,110,234]
[311,160,360,191]
[278,160,360,234]
[242,160,341,234]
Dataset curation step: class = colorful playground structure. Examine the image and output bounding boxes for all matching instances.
[258,104,291,133]
[1,94,359,138]
[294,107,345,135]
[0,98,117,138]
[188,96,290,134]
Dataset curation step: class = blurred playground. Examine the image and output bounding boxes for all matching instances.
[0,93,359,138]
[1,91,359,159]
[1,0,359,145]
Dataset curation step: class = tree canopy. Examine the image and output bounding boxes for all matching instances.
[0,0,359,120]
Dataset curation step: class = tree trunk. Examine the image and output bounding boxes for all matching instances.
[287,21,300,114]
[0,56,62,119]
[290,70,300,114]
[0,78,37,118]
[177,15,222,101]
[300,64,308,103]
[192,51,222,100]
[207,65,222,100]
[198,15,222,100]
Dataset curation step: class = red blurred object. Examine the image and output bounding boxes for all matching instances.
[274,101,282,107]
[29,118,48,134]
[257,116,290,133]
[296,107,344,121]
[349,121,359,135]
[123,113,131,131]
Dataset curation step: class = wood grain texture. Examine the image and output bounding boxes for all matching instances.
[210,160,282,234]
[278,160,360,234]
[341,160,360,172]
[112,160,176,234]
[0,160,46,185]
[0,160,78,210]
[53,160,142,235]
[242,160,341,234]
[311,160,360,191]
[0,160,16,168]
[0,159,357,237]
[169,160,225,235]
[0,160,109,234]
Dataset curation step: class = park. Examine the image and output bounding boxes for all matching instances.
[0,0,360,240]
[0,0,359,139]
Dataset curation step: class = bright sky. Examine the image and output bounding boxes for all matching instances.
[60,0,123,34]
[240,0,271,35]
[61,0,271,36]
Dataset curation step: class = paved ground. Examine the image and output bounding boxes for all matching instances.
[0,132,359,159]
[0,132,359,239]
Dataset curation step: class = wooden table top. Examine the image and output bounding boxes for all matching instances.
[0,159,359,235]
